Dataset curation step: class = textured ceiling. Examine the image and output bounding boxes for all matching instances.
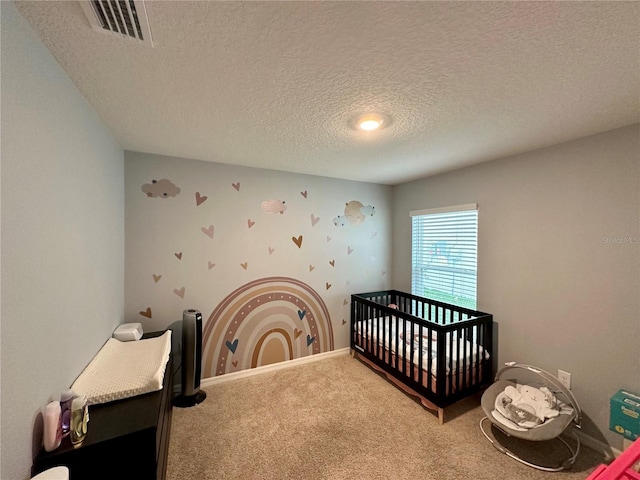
[14,1,640,185]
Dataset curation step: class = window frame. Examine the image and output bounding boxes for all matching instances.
[410,203,478,310]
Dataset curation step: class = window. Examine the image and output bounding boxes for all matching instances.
[411,204,478,309]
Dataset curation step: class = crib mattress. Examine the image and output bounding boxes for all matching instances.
[355,317,489,375]
[71,331,172,405]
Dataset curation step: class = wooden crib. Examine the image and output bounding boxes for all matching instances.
[350,290,494,424]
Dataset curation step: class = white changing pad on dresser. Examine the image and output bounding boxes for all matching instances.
[71,331,172,405]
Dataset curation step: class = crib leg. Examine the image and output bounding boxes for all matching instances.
[350,349,355,358]
[438,408,444,426]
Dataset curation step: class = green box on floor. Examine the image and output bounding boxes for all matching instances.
[610,389,640,441]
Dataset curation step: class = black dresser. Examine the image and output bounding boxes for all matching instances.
[32,331,175,480]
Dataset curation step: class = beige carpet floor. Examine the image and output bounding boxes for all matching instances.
[167,354,605,480]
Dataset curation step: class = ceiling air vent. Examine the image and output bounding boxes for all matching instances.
[80,0,153,46]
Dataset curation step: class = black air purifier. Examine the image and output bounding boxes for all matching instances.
[174,309,207,407]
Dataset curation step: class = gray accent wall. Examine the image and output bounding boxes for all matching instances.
[391,124,640,449]
[124,152,391,371]
[1,3,125,479]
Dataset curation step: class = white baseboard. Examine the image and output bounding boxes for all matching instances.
[201,347,351,387]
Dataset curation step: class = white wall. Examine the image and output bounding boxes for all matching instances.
[392,124,640,449]
[1,3,125,479]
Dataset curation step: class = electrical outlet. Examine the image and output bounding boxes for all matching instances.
[558,370,571,390]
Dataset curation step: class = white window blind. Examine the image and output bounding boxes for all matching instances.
[410,204,478,309]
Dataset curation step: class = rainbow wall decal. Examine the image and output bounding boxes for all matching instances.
[202,277,334,377]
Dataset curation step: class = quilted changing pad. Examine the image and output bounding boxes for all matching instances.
[71,331,172,405]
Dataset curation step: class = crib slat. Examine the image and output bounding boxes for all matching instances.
[409,318,415,381]
[427,325,433,393]
[401,316,407,377]
[418,324,424,389]
[448,329,454,396]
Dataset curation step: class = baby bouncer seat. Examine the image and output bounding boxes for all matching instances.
[479,362,582,472]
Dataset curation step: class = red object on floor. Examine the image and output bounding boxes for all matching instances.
[586,439,640,480]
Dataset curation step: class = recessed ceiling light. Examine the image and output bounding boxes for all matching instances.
[357,114,384,131]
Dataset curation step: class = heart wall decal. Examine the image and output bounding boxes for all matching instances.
[247,219,255,228]
[195,192,207,206]
[292,235,303,248]
[173,287,185,298]
[152,274,162,283]
[300,190,308,198]
[232,182,240,191]
[139,307,152,318]
[201,225,214,238]
[306,335,315,346]
[294,328,303,339]
[310,214,320,226]
[225,339,239,354]
[175,252,183,260]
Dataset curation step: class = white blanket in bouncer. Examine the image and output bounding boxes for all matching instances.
[492,383,574,431]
